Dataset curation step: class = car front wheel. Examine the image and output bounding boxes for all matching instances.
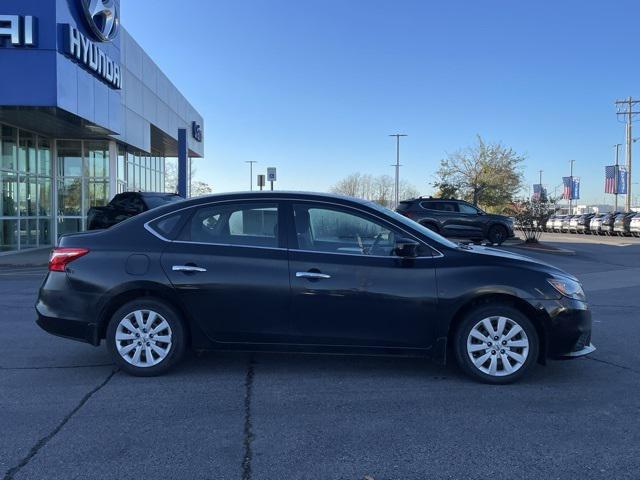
[106,298,187,377]
[487,225,508,245]
[454,304,539,384]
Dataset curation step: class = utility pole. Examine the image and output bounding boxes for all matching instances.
[569,160,575,214]
[389,134,407,209]
[244,161,257,191]
[614,143,622,211]
[615,96,640,211]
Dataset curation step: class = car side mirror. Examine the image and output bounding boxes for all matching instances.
[395,238,420,258]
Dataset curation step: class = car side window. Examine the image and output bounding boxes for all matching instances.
[293,204,401,256]
[178,203,278,248]
[458,203,478,214]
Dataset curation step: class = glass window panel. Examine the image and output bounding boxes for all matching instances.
[117,145,126,182]
[58,218,82,236]
[179,203,278,247]
[38,138,51,177]
[293,204,399,256]
[127,161,134,190]
[38,178,52,216]
[88,180,109,209]
[1,125,18,171]
[0,219,18,251]
[85,141,109,178]
[18,175,37,216]
[18,130,37,173]
[1,172,18,216]
[58,178,84,216]
[38,219,51,246]
[57,141,83,177]
[19,218,38,249]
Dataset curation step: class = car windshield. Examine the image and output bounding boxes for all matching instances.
[365,201,458,249]
[144,195,182,209]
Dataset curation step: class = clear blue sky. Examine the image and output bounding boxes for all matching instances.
[122,0,640,205]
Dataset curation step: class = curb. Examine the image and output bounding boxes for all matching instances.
[509,243,576,256]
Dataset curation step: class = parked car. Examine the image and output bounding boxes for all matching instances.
[630,213,640,237]
[552,215,566,232]
[613,212,636,236]
[36,192,595,384]
[575,213,596,234]
[589,214,606,234]
[544,215,557,232]
[599,212,621,235]
[567,215,580,233]
[396,197,514,245]
[87,192,183,230]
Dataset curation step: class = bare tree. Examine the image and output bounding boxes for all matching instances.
[331,172,421,208]
[164,159,212,197]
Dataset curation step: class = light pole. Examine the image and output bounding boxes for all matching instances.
[244,161,257,191]
[389,134,407,209]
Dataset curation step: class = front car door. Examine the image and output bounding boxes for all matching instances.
[286,201,438,349]
[159,200,293,344]
[455,202,485,238]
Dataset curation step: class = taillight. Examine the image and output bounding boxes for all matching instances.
[49,248,89,272]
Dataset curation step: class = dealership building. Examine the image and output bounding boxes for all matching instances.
[0,0,204,252]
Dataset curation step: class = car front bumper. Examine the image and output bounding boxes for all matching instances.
[535,297,595,359]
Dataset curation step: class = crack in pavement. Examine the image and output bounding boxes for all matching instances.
[2,368,119,480]
[241,357,255,480]
[0,363,114,371]
[586,356,640,376]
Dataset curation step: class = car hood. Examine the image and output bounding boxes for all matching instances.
[459,244,576,280]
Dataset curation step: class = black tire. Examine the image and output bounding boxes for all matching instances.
[453,304,539,384]
[487,224,508,245]
[106,297,187,377]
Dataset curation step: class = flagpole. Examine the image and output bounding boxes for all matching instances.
[569,160,575,214]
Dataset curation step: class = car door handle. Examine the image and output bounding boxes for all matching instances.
[296,271,331,279]
[172,265,207,273]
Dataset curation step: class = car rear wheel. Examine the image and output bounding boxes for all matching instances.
[487,225,508,245]
[106,298,187,377]
[454,304,539,384]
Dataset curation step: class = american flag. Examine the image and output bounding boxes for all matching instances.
[532,184,543,200]
[605,165,617,194]
[562,177,572,200]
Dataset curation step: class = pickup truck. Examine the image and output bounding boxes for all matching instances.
[87,192,183,230]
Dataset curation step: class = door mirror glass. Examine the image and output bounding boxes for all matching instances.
[394,238,420,257]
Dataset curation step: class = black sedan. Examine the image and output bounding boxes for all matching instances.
[36,192,595,384]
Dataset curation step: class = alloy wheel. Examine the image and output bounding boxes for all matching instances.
[115,310,173,367]
[466,316,529,377]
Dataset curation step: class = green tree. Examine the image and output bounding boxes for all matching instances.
[433,136,524,211]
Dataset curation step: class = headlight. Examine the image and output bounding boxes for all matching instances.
[547,276,586,301]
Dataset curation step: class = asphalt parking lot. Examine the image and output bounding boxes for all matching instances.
[1,234,640,480]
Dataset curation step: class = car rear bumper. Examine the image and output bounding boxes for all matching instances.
[36,309,100,346]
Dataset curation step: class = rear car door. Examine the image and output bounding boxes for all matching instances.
[159,200,293,343]
[286,201,438,348]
